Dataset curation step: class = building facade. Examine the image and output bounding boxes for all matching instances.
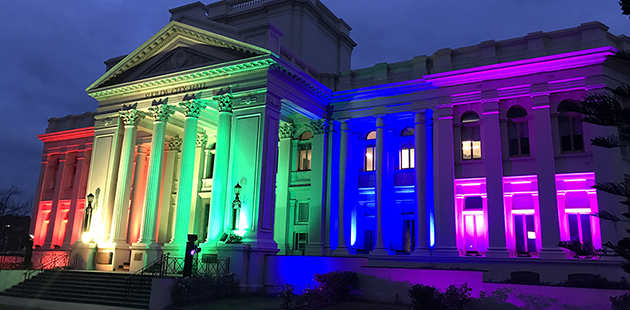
[30,0,630,286]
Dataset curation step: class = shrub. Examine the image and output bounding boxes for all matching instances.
[408,283,472,310]
[171,273,239,305]
[290,271,359,308]
[278,284,295,310]
[611,293,630,310]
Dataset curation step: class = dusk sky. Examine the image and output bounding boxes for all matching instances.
[0,0,627,200]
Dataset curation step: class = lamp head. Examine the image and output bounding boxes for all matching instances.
[87,193,94,203]
[234,183,242,195]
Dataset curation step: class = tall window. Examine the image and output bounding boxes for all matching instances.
[558,100,584,152]
[507,106,530,156]
[293,232,308,251]
[460,112,481,160]
[365,131,376,171]
[400,127,415,169]
[296,202,309,224]
[297,132,312,171]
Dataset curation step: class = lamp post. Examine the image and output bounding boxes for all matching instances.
[83,193,94,233]
[231,183,242,231]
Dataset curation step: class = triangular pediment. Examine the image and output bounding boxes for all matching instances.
[87,21,272,92]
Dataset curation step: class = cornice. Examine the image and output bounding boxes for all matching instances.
[269,58,332,100]
[38,127,95,143]
[86,21,274,92]
[424,46,617,87]
[88,57,276,101]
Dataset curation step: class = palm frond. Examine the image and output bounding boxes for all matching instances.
[593,182,630,199]
[591,135,623,148]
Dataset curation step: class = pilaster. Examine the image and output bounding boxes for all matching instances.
[274,122,295,255]
[531,92,564,259]
[433,106,459,256]
[62,151,89,248]
[43,153,68,249]
[305,119,328,256]
[128,145,148,244]
[482,99,509,257]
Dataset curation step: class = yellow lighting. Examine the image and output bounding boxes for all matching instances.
[527,231,536,240]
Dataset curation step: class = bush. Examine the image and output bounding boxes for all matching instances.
[288,271,359,309]
[278,284,295,310]
[408,283,472,310]
[611,293,630,310]
[171,273,239,305]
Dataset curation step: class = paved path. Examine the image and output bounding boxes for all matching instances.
[0,296,139,310]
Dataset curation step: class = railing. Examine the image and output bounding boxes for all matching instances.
[22,251,71,291]
[124,256,164,303]
[0,255,24,270]
[230,0,270,11]
[123,253,230,302]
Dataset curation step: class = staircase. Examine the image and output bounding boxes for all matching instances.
[1,270,153,308]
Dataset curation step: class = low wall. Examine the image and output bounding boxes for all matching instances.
[0,270,37,292]
[264,256,629,308]
[149,277,177,310]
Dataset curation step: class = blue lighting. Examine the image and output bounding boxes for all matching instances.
[426,109,436,248]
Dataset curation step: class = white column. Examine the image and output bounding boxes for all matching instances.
[334,120,351,255]
[532,93,564,259]
[63,151,88,248]
[483,100,509,257]
[433,106,459,256]
[160,135,182,243]
[138,103,174,244]
[306,119,328,256]
[43,153,68,249]
[373,117,388,255]
[206,96,233,245]
[169,95,206,252]
[191,132,207,237]
[412,111,430,255]
[109,109,144,244]
[127,145,147,244]
[275,122,294,255]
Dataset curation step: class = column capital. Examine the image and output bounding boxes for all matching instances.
[167,135,183,152]
[148,99,175,122]
[279,122,296,139]
[179,93,206,118]
[213,91,234,113]
[310,119,330,135]
[196,132,208,148]
[414,111,426,124]
[376,116,385,128]
[119,104,145,126]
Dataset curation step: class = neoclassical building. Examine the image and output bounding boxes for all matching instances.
[31,0,630,286]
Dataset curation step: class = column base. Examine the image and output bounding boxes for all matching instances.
[129,242,162,273]
[332,246,355,256]
[305,244,324,256]
[161,242,185,258]
[96,242,130,271]
[485,247,511,258]
[70,240,97,270]
[370,246,390,256]
[538,248,567,260]
[411,247,433,257]
[431,246,460,257]
[217,243,251,289]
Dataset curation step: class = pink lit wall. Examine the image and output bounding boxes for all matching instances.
[503,175,542,257]
[454,178,488,255]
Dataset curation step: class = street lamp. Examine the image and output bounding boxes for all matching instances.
[231,183,242,231]
[82,193,94,233]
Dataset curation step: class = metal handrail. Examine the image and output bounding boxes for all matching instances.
[22,251,71,291]
[124,255,165,302]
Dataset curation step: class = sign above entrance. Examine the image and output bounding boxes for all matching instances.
[144,82,209,99]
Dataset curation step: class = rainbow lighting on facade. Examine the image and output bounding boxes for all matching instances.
[27,0,630,292]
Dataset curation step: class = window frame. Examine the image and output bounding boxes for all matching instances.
[506,107,530,157]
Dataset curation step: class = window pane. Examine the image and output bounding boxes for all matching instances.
[306,149,311,170]
[462,141,472,159]
[401,149,410,169]
[461,127,470,141]
[365,147,375,171]
[561,136,572,152]
[472,141,481,159]
[520,137,530,155]
[568,214,579,240]
[581,214,592,245]
[410,148,415,168]
[298,203,309,223]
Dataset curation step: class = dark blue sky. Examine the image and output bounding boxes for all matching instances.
[0,0,627,198]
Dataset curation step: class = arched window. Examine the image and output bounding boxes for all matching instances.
[297,131,312,171]
[365,131,376,171]
[400,127,414,169]
[460,112,481,160]
[557,100,584,152]
[507,106,530,156]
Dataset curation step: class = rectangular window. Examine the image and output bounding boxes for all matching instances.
[508,122,530,156]
[567,213,592,245]
[400,146,415,169]
[559,117,584,152]
[461,127,481,160]
[514,214,537,255]
[365,145,375,171]
[402,219,416,253]
[297,143,312,171]
[293,232,308,251]
[296,203,309,224]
